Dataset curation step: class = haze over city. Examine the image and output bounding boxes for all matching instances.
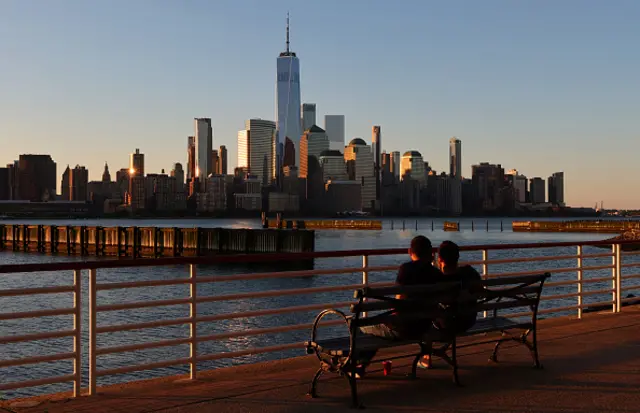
[1,0,639,208]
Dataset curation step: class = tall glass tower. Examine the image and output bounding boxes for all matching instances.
[276,13,302,169]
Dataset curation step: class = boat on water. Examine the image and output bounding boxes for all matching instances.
[443,221,460,232]
[594,230,640,251]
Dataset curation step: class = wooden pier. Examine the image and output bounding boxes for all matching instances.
[513,220,640,233]
[0,225,315,258]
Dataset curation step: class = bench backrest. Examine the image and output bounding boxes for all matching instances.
[350,272,550,329]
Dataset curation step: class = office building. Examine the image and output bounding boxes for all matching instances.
[0,167,9,200]
[391,151,401,180]
[530,177,546,204]
[238,119,277,186]
[548,172,564,205]
[506,169,528,203]
[276,14,302,168]
[128,175,146,211]
[344,138,375,210]
[299,125,329,178]
[372,126,382,203]
[61,166,70,200]
[400,151,426,184]
[324,115,345,152]
[194,118,213,178]
[318,150,347,182]
[130,148,145,176]
[171,163,185,192]
[471,163,505,211]
[302,103,316,131]
[211,150,220,177]
[17,154,56,202]
[325,180,362,213]
[69,166,89,201]
[218,145,228,175]
[187,136,196,181]
[449,137,462,179]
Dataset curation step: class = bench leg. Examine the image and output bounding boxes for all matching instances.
[451,338,462,387]
[489,332,509,363]
[524,329,543,369]
[307,367,324,398]
[345,372,362,409]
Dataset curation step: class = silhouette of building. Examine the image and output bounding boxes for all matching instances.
[324,115,345,152]
[529,177,546,204]
[17,154,56,202]
[187,136,196,181]
[194,118,213,178]
[299,125,329,178]
[218,145,228,175]
[129,149,145,176]
[301,103,316,131]
[238,119,277,186]
[471,162,505,211]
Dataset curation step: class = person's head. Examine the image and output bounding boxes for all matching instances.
[438,241,460,272]
[409,236,433,261]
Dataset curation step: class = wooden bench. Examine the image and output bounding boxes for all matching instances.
[305,272,550,408]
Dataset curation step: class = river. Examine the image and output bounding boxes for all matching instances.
[0,217,637,398]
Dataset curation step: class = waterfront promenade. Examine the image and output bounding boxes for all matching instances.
[4,305,639,412]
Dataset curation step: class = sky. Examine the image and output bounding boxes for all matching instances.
[1,0,639,209]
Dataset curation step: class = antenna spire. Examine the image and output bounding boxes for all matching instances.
[286,12,290,53]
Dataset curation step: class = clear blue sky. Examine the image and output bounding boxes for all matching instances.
[1,0,639,208]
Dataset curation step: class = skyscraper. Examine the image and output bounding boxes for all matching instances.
[548,172,564,205]
[449,137,462,179]
[17,154,56,201]
[0,167,9,200]
[187,136,196,181]
[529,177,546,204]
[218,145,228,175]
[276,14,302,168]
[391,151,401,181]
[194,118,213,178]
[344,138,375,210]
[211,150,220,175]
[372,126,381,203]
[130,148,145,176]
[299,125,329,178]
[238,119,277,185]
[400,151,426,184]
[324,115,345,151]
[69,165,89,201]
[302,103,316,131]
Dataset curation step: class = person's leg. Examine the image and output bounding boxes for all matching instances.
[356,324,402,371]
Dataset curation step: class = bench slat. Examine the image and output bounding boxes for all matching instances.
[360,281,461,299]
[477,298,538,312]
[482,274,549,287]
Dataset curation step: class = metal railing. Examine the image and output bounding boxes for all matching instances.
[1,239,639,399]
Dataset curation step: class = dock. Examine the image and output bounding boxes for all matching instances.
[513,220,640,233]
[0,224,315,257]
[5,306,639,413]
[265,219,382,230]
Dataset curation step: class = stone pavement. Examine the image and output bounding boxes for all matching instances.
[4,307,640,413]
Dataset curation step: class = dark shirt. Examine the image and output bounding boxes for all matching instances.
[436,265,483,333]
[392,259,446,338]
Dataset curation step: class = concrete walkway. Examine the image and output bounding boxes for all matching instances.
[4,307,640,413]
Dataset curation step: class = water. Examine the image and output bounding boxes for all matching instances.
[1,217,638,399]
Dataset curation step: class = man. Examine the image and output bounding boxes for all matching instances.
[420,240,483,369]
[354,236,445,377]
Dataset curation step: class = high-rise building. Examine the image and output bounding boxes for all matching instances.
[372,126,382,203]
[194,118,213,178]
[318,150,347,182]
[187,136,196,181]
[102,163,111,183]
[390,151,400,180]
[529,177,546,204]
[301,103,316,131]
[218,145,228,175]
[69,165,89,201]
[324,115,345,152]
[471,163,505,211]
[506,169,528,203]
[171,163,185,192]
[17,154,56,201]
[276,14,302,168]
[0,167,9,200]
[211,150,220,176]
[238,119,277,186]
[548,172,564,205]
[299,125,329,178]
[130,148,145,176]
[400,151,426,184]
[344,138,375,210]
[449,137,462,179]
[61,165,70,200]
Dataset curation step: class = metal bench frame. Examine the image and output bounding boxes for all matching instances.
[305,273,550,408]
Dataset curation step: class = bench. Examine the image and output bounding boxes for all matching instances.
[305,272,550,408]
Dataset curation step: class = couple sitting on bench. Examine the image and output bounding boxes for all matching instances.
[354,235,482,378]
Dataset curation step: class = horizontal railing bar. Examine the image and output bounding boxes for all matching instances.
[488,266,577,278]
[619,285,639,292]
[620,262,640,269]
[0,329,76,344]
[196,301,354,324]
[96,337,192,355]
[621,296,640,303]
[545,279,582,287]
[196,266,395,284]
[0,307,76,321]
[541,289,614,301]
[196,283,366,304]
[196,342,301,362]
[621,273,640,280]
[621,250,640,256]
[96,317,192,334]
[97,278,190,291]
[482,254,579,265]
[0,352,76,368]
[579,252,615,259]
[0,374,76,392]
[95,357,192,377]
[581,276,615,284]
[0,285,75,297]
[579,300,615,309]
[96,297,192,312]
[2,239,639,274]
[197,319,344,343]
[538,304,580,314]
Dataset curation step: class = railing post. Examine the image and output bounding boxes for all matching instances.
[577,245,583,319]
[482,249,488,318]
[88,268,97,396]
[362,255,369,318]
[614,243,622,313]
[189,264,198,379]
[73,269,82,397]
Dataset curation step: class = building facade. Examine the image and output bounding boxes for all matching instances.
[301,103,316,132]
[238,119,277,186]
[400,151,426,184]
[344,138,375,210]
[449,137,462,179]
[471,162,505,211]
[194,118,213,178]
[17,154,57,202]
[299,125,329,178]
[130,149,145,176]
[324,115,345,152]
[218,145,228,175]
[529,177,546,204]
[318,150,347,182]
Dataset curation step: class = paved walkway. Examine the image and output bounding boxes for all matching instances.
[4,307,640,413]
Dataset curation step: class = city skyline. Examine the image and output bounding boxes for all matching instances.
[1,1,639,208]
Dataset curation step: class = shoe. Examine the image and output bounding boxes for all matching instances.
[418,360,432,369]
[346,366,365,379]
